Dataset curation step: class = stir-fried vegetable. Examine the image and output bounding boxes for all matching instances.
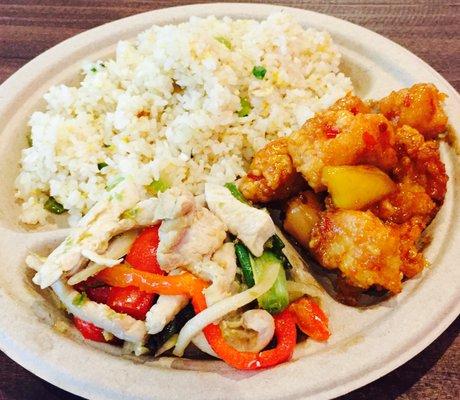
[286,280,323,302]
[72,291,88,307]
[173,262,280,357]
[224,182,248,204]
[106,286,155,320]
[238,97,252,117]
[252,65,267,79]
[252,251,289,314]
[203,310,296,370]
[289,296,330,341]
[234,242,255,287]
[214,36,232,50]
[147,303,195,355]
[146,178,170,196]
[73,317,108,342]
[192,297,296,370]
[44,196,66,214]
[125,226,164,274]
[265,234,291,269]
[96,265,208,299]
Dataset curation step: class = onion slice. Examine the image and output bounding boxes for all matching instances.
[173,263,280,357]
[286,280,323,301]
[155,334,179,357]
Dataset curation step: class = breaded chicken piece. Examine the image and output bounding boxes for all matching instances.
[377,83,447,139]
[394,217,427,278]
[289,109,398,191]
[370,181,436,225]
[370,124,447,225]
[329,92,371,114]
[393,125,447,203]
[309,210,403,293]
[239,138,305,203]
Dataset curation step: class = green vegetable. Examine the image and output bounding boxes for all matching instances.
[238,97,252,117]
[106,176,124,191]
[252,65,267,79]
[121,207,139,220]
[235,242,255,287]
[44,196,66,214]
[215,36,232,50]
[252,251,289,314]
[90,67,97,73]
[72,292,88,307]
[97,162,108,170]
[146,178,170,196]
[146,303,195,355]
[26,133,33,147]
[224,182,248,204]
[264,234,291,269]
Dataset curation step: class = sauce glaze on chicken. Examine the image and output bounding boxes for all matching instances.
[239,83,448,295]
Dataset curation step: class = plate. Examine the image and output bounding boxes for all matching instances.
[0,3,459,400]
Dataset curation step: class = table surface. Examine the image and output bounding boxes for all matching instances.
[0,1,458,399]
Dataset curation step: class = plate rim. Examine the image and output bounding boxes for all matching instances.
[0,3,459,400]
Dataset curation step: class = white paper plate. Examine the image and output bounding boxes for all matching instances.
[0,3,458,400]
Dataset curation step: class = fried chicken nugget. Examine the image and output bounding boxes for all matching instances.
[239,138,305,203]
[377,83,447,140]
[329,92,371,114]
[309,210,403,293]
[289,109,398,191]
[371,125,447,225]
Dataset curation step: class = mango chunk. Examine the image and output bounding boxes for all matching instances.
[321,165,396,210]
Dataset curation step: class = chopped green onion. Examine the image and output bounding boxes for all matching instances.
[90,67,97,73]
[252,65,267,79]
[26,133,33,147]
[100,62,106,68]
[238,97,252,117]
[121,207,139,220]
[72,292,88,307]
[106,176,124,191]
[44,196,66,214]
[252,251,289,314]
[224,182,248,204]
[215,36,232,50]
[235,242,255,287]
[97,162,108,170]
[146,178,170,196]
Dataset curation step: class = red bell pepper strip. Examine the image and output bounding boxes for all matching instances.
[191,290,297,370]
[125,226,164,274]
[97,264,298,370]
[85,285,112,304]
[201,310,296,370]
[106,286,155,320]
[289,296,330,342]
[73,317,107,342]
